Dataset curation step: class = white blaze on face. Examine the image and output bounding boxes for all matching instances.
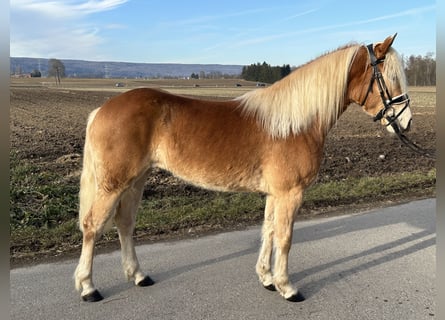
[383,97,413,133]
[379,47,411,133]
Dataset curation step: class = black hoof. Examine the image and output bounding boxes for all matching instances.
[264,283,276,291]
[137,275,155,287]
[286,291,305,302]
[82,289,104,302]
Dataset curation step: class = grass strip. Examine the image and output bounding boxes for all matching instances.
[10,155,435,261]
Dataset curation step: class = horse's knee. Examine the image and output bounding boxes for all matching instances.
[274,226,292,251]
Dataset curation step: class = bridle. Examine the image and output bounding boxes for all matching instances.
[360,43,435,159]
[361,44,410,126]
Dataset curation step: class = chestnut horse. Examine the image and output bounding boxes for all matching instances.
[74,34,412,302]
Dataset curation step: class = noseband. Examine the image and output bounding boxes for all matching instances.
[360,44,434,159]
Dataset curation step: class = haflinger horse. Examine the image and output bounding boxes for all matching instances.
[74,34,412,302]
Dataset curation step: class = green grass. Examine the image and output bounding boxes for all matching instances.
[10,153,78,230]
[10,149,435,262]
[135,193,266,234]
[10,153,83,259]
[304,169,436,206]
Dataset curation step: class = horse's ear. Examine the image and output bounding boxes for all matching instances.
[374,33,397,59]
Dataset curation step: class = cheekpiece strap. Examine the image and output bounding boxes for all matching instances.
[366,44,385,66]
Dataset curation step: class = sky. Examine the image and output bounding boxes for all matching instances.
[10,0,436,66]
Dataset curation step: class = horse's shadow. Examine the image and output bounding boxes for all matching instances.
[290,199,435,298]
[102,200,435,301]
[100,238,260,299]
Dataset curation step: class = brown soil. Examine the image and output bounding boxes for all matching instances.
[10,83,436,265]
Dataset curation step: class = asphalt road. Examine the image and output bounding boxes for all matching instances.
[11,198,436,320]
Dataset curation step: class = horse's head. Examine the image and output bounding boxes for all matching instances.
[350,34,412,134]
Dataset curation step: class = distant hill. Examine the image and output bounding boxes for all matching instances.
[10,57,243,79]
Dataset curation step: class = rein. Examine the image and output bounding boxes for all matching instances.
[362,44,435,159]
[389,122,436,159]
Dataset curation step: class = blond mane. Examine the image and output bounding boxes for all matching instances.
[236,44,360,138]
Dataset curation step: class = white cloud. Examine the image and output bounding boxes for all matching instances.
[229,4,436,49]
[359,5,435,24]
[280,8,319,23]
[10,0,128,59]
[105,23,127,30]
[11,26,104,59]
[11,0,129,18]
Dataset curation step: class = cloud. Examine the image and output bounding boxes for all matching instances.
[10,26,104,59]
[229,4,436,49]
[359,4,435,24]
[280,8,319,23]
[11,0,129,18]
[202,7,319,52]
[105,23,127,30]
[10,0,128,59]
[159,7,270,28]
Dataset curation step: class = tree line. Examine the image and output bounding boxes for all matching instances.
[239,54,436,86]
[25,54,436,87]
[403,53,435,86]
[241,62,291,83]
[189,71,240,79]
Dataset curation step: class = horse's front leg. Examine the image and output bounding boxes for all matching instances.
[272,189,305,302]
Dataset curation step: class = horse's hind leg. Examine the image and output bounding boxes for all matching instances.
[256,195,275,290]
[272,188,305,302]
[114,171,154,287]
[74,189,122,302]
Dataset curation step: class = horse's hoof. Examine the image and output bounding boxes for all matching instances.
[286,291,305,302]
[137,275,155,287]
[82,289,104,302]
[263,283,276,291]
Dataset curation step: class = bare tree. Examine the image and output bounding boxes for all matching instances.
[404,53,436,86]
[48,59,65,85]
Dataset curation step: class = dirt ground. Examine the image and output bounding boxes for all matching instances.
[10,83,436,186]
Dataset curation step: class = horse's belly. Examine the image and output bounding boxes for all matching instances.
[153,154,265,193]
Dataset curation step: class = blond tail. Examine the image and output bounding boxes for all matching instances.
[78,108,100,232]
